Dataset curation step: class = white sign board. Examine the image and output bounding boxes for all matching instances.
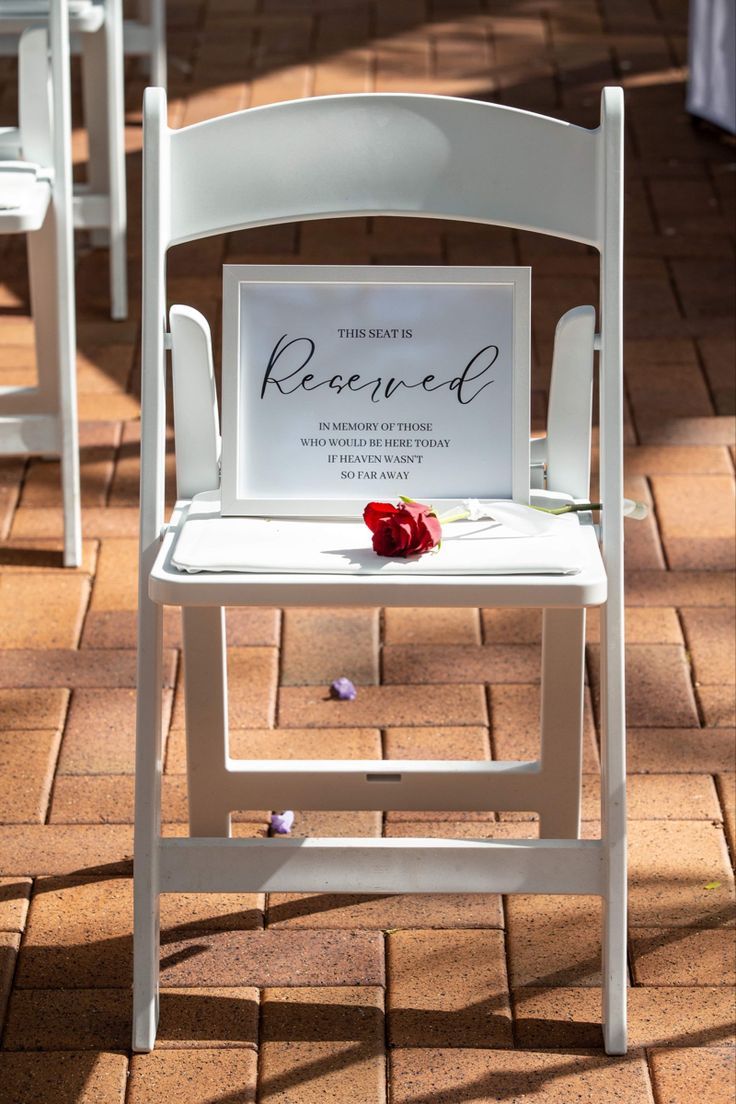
[221,266,530,516]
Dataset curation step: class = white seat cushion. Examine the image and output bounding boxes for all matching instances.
[169,491,591,576]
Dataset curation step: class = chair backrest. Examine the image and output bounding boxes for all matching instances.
[1,4,72,188]
[17,26,53,165]
[165,95,601,248]
[139,89,623,577]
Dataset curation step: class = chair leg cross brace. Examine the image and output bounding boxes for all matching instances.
[158,835,605,896]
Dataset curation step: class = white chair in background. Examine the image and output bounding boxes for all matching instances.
[0,1,81,566]
[0,0,128,319]
[133,88,627,1054]
[123,0,165,89]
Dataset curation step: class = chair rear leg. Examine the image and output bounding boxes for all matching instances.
[182,606,232,837]
[103,0,128,320]
[27,208,81,567]
[80,26,108,249]
[80,10,128,320]
[538,608,585,839]
[600,602,627,1055]
[133,591,164,1052]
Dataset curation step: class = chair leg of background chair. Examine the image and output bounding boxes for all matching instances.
[133,593,164,1052]
[80,27,108,247]
[146,0,166,89]
[27,208,81,567]
[182,606,232,837]
[80,8,128,320]
[538,608,585,839]
[600,601,628,1055]
[103,0,127,320]
[58,359,81,568]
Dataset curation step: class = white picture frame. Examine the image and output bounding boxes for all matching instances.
[221,265,531,516]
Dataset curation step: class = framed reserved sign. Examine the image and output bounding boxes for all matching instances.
[221,265,531,516]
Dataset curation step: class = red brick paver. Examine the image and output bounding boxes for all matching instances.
[0,1,734,1101]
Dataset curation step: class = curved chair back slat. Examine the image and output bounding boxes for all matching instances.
[167,94,602,248]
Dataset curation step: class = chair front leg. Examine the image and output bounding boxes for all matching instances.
[182,606,232,837]
[133,590,164,1052]
[538,607,585,839]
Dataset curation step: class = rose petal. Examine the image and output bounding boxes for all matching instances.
[394,517,416,546]
[270,810,294,834]
[422,512,442,545]
[330,677,357,701]
[363,501,398,533]
[400,501,434,522]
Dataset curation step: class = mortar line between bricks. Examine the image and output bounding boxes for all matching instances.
[255,983,265,1102]
[644,475,672,572]
[642,1048,661,1104]
[72,570,94,651]
[0,865,37,1053]
[623,372,643,448]
[43,686,76,820]
[122,1048,134,1104]
[692,334,723,422]
[101,419,124,510]
[500,894,517,1049]
[41,726,65,828]
[673,606,708,729]
[11,457,31,539]
[270,604,290,736]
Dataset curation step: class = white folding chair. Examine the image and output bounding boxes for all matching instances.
[134,88,627,1055]
[0,0,128,319]
[0,2,81,566]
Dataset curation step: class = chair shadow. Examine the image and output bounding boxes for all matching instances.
[4,866,734,1102]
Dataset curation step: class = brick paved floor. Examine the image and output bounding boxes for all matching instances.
[0,0,734,1101]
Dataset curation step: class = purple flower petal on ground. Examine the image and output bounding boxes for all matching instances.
[271,810,294,835]
[330,677,357,701]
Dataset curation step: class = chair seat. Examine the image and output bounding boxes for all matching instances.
[149,490,607,608]
[0,162,51,232]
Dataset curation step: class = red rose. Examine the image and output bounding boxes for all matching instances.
[363,500,442,558]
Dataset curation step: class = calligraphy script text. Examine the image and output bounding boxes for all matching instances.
[259,335,498,405]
